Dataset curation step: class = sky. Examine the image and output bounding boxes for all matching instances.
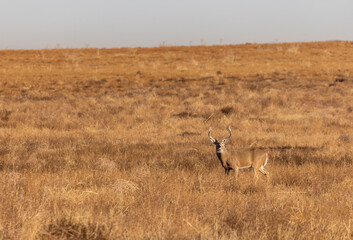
[1,0,353,49]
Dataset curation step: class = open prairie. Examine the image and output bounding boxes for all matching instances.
[1,41,353,239]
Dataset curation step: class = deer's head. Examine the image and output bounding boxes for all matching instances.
[208,126,231,153]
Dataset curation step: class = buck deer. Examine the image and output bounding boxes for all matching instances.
[208,126,269,181]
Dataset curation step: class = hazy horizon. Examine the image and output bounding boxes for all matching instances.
[1,0,353,50]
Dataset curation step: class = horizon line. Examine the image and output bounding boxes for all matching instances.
[1,39,352,51]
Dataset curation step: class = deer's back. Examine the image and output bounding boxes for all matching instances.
[228,148,267,167]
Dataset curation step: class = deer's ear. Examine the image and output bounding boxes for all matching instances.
[222,138,230,144]
[210,138,217,144]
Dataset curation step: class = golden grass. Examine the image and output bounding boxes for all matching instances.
[0,41,353,239]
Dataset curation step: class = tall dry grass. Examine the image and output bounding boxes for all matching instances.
[0,41,353,239]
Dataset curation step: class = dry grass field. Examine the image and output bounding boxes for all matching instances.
[0,41,353,239]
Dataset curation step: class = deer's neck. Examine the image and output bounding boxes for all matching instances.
[216,149,228,169]
[216,147,224,154]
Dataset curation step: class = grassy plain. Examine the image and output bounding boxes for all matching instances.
[0,41,353,239]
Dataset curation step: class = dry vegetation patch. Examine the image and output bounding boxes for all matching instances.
[0,41,353,239]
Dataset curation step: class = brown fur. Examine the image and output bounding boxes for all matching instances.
[209,127,269,180]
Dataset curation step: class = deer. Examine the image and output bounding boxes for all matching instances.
[208,126,269,182]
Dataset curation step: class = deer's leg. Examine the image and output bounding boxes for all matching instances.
[259,166,270,182]
[234,167,239,179]
[253,167,259,183]
[259,166,268,175]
